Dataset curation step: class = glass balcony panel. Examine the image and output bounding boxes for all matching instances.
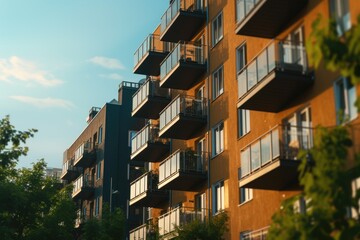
[251,142,260,171]
[236,0,245,23]
[260,134,271,165]
[241,148,250,177]
[271,130,280,158]
[247,61,257,90]
[245,0,255,15]
[238,70,247,98]
[257,50,268,81]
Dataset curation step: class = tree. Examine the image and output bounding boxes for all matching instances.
[175,211,229,240]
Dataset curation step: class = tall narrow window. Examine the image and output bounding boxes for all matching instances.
[334,78,357,123]
[236,44,246,74]
[96,161,101,180]
[330,0,351,35]
[212,12,223,46]
[352,177,360,219]
[212,181,225,215]
[238,109,250,137]
[95,197,100,216]
[212,122,224,157]
[212,66,224,99]
[98,126,103,144]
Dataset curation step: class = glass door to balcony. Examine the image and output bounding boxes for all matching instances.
[197,137,207,171]
[283,26,304,68]
[195,193,206,221]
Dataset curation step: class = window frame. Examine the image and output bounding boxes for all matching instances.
[98,126,103,144]
[238,109,250,138]
[95,196,100,216]
[236,43,247,75]
[239,187,253,205]
[212,121,225,157]
[329,0,351,35]
[96,161,101,180]
[334,77,357,124]
[212,180,225,215]
[212,65,224,100]
[212,11,223,47]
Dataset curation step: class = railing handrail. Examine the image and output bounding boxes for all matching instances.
[159,149,207,168]
[158,206,208,220]
[160,41,203,66]
[131,124,156,143]
[159,94,206,116]
[119,81,140,89]
[134,34,160,56]
[242,226,270,239]
[130,171,154,186]
[129,223,147,234]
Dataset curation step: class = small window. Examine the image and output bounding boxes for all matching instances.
[334,78,357,123]
[329,0,351,35]
[212,12,223,46]
[239,188,253,204]
[98,126,103,144]
[212,66,224,99]
[238,109,250,137]
[212,122,224,157]
[212,181,225,215]
[352,177,360,219]
[96,161,101,180]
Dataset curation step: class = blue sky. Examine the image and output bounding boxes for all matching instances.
[0,0,168,168]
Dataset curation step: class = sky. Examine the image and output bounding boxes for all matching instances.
[0,0,169,168]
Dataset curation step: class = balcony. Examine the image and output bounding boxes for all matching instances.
[132,78,171,119]
[160,42,206,90]
[129,224,147,240]
[237,40,313,112]
[72,175,94,200]
[241,226,269,240]
[129,171,168,207]
[158,150,207,190]
[239,125,313,190]
[134,34,170,76]
[158,207,206,239]
[235,0,308,38]
[159,95,207,139]
[75,209,86,228]
[160,0,206,42]
[60,159,80,181]
[131,124,170,162]
[73,141,97,168]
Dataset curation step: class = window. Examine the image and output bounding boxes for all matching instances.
[128,130,137,147]
[236,44,246,74]
[334,78,357,123]
[212,122,224,157]
[212,66,224,99]
[212,12,223,46]
[212,181,225,215]
[96,161,101,180]
[329,0,351,35]
[95,197,100,216]
[98,126,103,144]
[238,109,250,137]
[352,177,360,219]
[239,188,253,204]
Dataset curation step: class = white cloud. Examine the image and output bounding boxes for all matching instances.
[10,96,74,110]
[0,56,63,87]
[88,56,125,70]
[99,73,123,80]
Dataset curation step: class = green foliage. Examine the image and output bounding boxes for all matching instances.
[268,126,360,240]
[175,212,229,240]
[82,204,126,240]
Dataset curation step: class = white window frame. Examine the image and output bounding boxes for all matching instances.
[329,0,351,35]
[334,77,357,124]
[212,122,224,157]
[212,181,225,215]
[236,43,247,74]
[212,66,224,100]
[212,12,223,47]
[239,187,253,205]
[238,109,250,138]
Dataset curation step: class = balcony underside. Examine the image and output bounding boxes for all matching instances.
[72,188,94,200]
[235,0,308,38]
[159,115,206,139]
[160,61,206,90]
[130,190,168,207]
[237,70,313,112]
[134,51,169,76]
[158,171,207,191]
[239,159,301,190]
[161,11,206,42]
[132,96,171,119]
[131,143,170,162]
[73,152,96,168]
[61,169,79,181]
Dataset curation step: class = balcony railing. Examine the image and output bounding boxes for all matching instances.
[159,150,207,186]
[129,224,147,240]
[132,78,170,119]
[240,124,313,179]
[159,95,207,131]
[238,40,307,100]
[61,158,80,181]
[158,207,207,237]
[72,175,94,197]
[160,42,205,87]
[160,0,205,41]
[235,0,260,26]
[131,124,169,155]
[73,140,97,167]
[75,209,86,228]
[241,226,269,240]
[119,81,140,90]
[134,34,165,67]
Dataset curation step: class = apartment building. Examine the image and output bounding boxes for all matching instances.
[128,0,360,239]
[61,82,144,238]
